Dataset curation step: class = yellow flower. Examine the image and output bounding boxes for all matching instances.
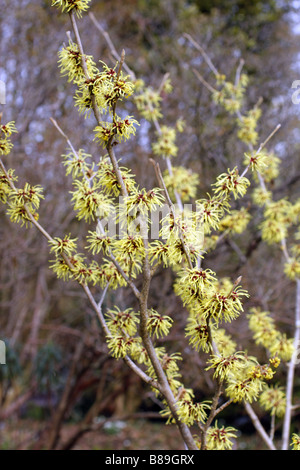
[176,400,210,426]
[147,309,173,338]
[94,116,139,147]
[291,434,300,450]
[51,0,92,17]
[218,207,251,234]
[284,258,300,281]
[201,286,249,324]
[58,41,97,84]
[206,422,237,450]
[134,87,162,122]
[106,307,139,336]
[0,121,17,137]
[185,318,210,352]
[176,267,217,305]
[163,166,199,203]
[259,385,286,418]
[252,187,272,207]
[206,352,249,381]
[70,179,113,222]
[49,234,78,257]
[213,328,237,356]
[237,108,261,146]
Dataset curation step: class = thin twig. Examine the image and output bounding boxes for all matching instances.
[149,158,193,270]
[49,117,140,298]
[69,12,128,196]
[192,68,218,94]
[244,402,277,450]
[89,12,136,80]
[282,279,300,449]
[184,33,219,77]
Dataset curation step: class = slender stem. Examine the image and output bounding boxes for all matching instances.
[200,380,223,449]
[0,156,158,395]
[50,118,140,298]
[138,233,197,450]
[68,14,198,447]
[82,283,159,390]
[282,279,300,449]
[270,413,276,442]
[190,40,281,446]
[89,12,136,80]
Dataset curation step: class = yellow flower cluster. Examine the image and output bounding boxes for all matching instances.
[0,168,18,204]
[259,385,286,418]
[205,422,237,450]
[212,167,250,200]
[291,434,300,450]
[237,108,261,146]
[58,39,138,146]
[212,73,248,115]
[0,121,17,156]
[260,199,296,245]
[248,308,294,361]
[218,207,251,235]
[163,166,199,203]
[51,0,92,17]
[152,125,178,159]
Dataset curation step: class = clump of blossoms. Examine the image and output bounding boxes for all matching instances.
[248,308,294,362]
[224,357,277,404]
[252,150,281,184]
[259,385,286,418]
[57,33,139,145]
[0,123,45,226]
[97,157,136,196]
[0,121,17,156]
[260,199,295,245]
[51,0,92,17]
[212,73,248,114]
[218,207,251,235]
[134,85,162,121]
[156,209,204,266]
[161,389,211,426]
[291,434,300,450]
[205,422,238,450]
[0,168,18,203]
